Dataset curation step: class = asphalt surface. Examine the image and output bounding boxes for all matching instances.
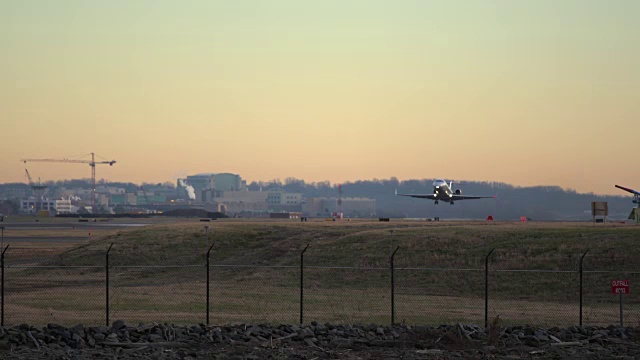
[0,222,147,230]
[0,220,148,244]
[1,236,89,243]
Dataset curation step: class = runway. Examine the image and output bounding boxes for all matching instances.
[0,219,150,246]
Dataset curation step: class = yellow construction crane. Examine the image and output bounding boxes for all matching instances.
[24,168,48,211]
[24,168,47,192]
[21,153,116,211]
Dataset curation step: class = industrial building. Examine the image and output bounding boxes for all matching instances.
[180,173,247,201]
[267,192,302,206]
[20,199,72,214]
[212,190,303,215]
[173,173,304,216]
[21,199,56,213]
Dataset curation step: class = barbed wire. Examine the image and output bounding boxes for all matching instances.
[8,263,640,274]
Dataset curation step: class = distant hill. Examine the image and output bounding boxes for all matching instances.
[248,178,633,221]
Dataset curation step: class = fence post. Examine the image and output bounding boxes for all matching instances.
[579,249,588,326]
[390,246,400,325]
[484,248,495,329]
[1,245,9,326]
[620,291,624,327]
[300,244,309,325]
[106,243,113,327]
[206,243,214,325]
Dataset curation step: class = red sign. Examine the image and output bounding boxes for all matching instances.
[611,280,630,294]
[520,216,527,222]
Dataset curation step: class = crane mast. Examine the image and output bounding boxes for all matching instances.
[21,153,116,212]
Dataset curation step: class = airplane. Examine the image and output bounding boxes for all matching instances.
[395,178,496,205]
[615,185,640,205]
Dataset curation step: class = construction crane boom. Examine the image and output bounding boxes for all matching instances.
[24,168,34,185]
[21,153,116,211]
[21,158,115,165]
[24,168,47,190]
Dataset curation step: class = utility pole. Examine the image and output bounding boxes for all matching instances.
[204,225,210,252]
[337,184,343,217]
[389,229,395,255]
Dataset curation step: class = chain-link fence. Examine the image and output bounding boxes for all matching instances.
[1,245,638,327]
[4,248,104,326]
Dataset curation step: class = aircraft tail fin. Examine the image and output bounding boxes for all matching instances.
[616,185,640,195]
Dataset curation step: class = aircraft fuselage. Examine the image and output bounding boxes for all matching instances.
[432,179,455,204]
[395,179,495,204]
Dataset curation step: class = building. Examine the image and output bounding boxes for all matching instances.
[213,191,268,214]
[211,173,246,193]
[20,198,75,215]
[55,199,72,214]
[183,174,215,202]
[20,199,57,214]
[110,193,138,206]
[219,201,269,214]
[96,186,126,195]
[219,191,268,203]
[136,195,166,205]
[267,192,302,206]
[181,173,247,202]
[97,194,109,207]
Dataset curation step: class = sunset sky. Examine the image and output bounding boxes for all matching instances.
[1,1,638,195]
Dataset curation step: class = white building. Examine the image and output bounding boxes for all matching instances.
[20,198,75,214]
[55,199,73,214]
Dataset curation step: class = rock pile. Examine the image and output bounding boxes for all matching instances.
[1,321,639,359]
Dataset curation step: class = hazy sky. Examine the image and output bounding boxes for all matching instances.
[1,1,638,195]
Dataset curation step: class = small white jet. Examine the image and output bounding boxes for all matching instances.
[395,179,496,205]
[615,185,640,205]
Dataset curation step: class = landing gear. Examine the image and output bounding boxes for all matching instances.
[434,200,439,205]
[450,201,454,205]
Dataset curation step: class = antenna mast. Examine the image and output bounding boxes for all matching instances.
[338,184,343,215]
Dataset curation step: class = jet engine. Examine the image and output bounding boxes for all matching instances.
[455,189,462,195]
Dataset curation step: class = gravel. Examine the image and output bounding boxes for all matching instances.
[1,321,640,359]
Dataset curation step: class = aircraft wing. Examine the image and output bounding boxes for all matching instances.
[451,195,497,200]
[395,190,437,200]
[615,185,640,196]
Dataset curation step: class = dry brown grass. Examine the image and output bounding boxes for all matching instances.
[2,218,640,326]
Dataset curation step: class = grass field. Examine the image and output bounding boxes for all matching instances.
[3,219,640,327]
